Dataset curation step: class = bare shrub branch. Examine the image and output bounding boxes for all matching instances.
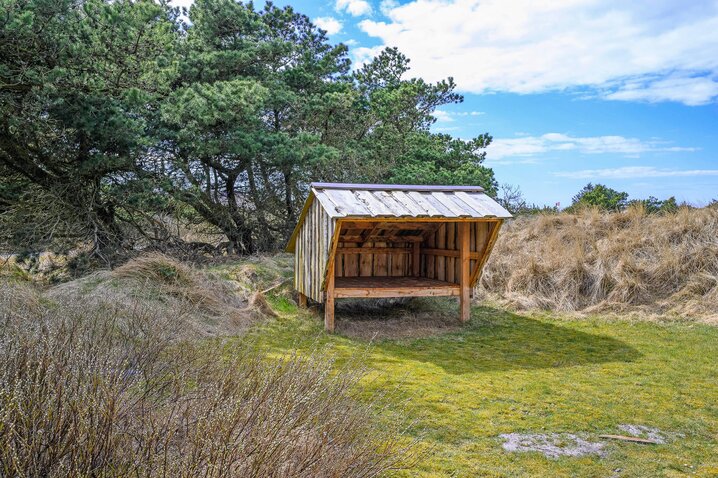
[0,283,413,477]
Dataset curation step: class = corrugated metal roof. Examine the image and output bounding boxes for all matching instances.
[310,183,512,219]
[286,183,511,251]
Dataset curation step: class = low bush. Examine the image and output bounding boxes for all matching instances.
[0,283,410,477]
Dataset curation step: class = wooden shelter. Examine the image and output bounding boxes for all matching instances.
[286,183,512,332]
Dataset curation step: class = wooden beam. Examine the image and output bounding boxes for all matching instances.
[321,220,343,292]
[298,292,307,308]
[286,193,314,253]
[340,217,500,223]
[334,286,459,299]
[412,242,421,277]
[378,223,438,230]
[340,221,378,230]
[325,261,335,333]
[338,235,364,242]
[389,235,424,242]
[360,222,385,244]
[337,247,411,254]
[419,222,444,241]
[341,222,439,242]
[423,248,481,259]
[361,234,423,243]
[458,222,471,323]
[470,220,503,286]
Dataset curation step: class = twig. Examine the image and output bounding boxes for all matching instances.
[261,279,291,295]
[599,435,660,444]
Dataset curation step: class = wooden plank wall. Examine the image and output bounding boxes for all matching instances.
[332,220,496,287]
[421,221,495,285]
[335,242,414,277]
[294,198,337,303]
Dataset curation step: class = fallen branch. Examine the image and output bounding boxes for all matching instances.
[599,434,660,444]
[261,279,291,295]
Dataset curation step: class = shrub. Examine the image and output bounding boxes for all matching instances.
[0,283,410,477]
[568,183,629,212]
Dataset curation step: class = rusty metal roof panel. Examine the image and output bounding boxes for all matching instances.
[309,183,512,219]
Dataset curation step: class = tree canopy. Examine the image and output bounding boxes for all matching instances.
[567,183,680,214]
[0,0,497,258]
[569,183,629,212]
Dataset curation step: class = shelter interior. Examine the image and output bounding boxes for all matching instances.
[311,218,502,332]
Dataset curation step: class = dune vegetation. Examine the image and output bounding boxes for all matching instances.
[481,205,718,321]
[0,256,411,478]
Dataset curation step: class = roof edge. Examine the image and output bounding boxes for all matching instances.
[310,182,485,192]
[285,191,315,253]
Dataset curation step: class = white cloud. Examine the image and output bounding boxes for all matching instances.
[603,74,718,106]
[336,0,372,16]
[554,166,718,179]
[433,110,454,122]
[434,109,485,122]
[169,0,193,10]
[359,0,718,105]
[351,46,384,69]
[487,133,697,161]
[314,17,343,35]
[379,0,398,16]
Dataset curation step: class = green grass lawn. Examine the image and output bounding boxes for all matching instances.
[247,297,718,477]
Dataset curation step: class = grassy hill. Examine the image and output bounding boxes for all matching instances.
[481,206,718,321]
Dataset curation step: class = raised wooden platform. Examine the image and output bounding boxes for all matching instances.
[333,276,459,298]
[318,222,479,333]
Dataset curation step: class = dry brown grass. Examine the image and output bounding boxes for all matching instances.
[46,253,265,337]
[0,281,412,477]
[479,205,718,321]
[112,252,232,314]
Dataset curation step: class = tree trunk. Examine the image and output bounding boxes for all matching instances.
[88,188,123,261]
[284,169,294,228]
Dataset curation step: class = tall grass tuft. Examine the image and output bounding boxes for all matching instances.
[480,206,718,319]
[0,283,411,477]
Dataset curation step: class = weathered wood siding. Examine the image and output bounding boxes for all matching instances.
[294,197,337,303]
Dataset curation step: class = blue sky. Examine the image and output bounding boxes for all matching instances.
[177,0,718,207]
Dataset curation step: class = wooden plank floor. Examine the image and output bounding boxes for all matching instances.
[333,276,460,298]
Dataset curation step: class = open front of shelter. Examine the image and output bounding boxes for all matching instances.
[286,183,512,332]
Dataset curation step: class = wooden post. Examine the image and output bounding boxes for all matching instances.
[325,262,336,332]
[458,222,471,323]
[412,242,421,277]
[298,292,307,308]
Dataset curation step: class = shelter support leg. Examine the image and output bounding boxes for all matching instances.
[458,222,471,323]
[324,294,335,332]
[325,267,336,333]
[298,292,307,308]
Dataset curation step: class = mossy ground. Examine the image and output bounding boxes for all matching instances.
[247,295,718,477]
